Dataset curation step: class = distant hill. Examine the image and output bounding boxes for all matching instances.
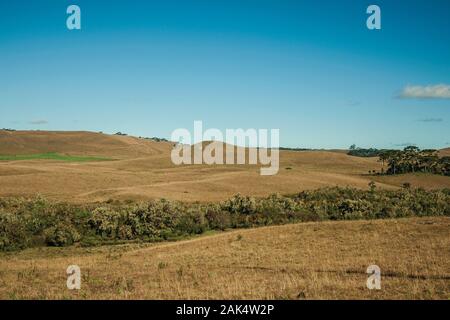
[0,130,449,203]
[0,130,172,158]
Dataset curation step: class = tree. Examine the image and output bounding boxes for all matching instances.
[378,151,389,171]
[380,147,448,176]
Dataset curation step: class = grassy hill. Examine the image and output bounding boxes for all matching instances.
[0,130,172,158]
[0,130,449,203]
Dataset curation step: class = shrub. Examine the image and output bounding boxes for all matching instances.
[44,223,81,247]
[126,200,181,239]
[0,212,28,251]
[204,206,231,230]
[89,207,122,238]
[223,194,257,215]
[176,209,208,235]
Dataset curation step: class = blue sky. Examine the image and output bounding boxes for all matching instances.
[1,0,449,149]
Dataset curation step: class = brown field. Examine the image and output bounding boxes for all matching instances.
[1,130,449,300]
[439,148,450,157]
[0,216,448,299]
[1,130,449,203]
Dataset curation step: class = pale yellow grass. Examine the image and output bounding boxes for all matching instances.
[1,131,449,203]
[0,217,448,300]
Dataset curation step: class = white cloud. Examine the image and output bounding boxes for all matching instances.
[399,84,450,99]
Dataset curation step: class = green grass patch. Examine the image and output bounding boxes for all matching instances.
[0,152,111,162]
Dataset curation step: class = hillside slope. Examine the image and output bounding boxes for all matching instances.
[0,130,172,158]
[0,217,448,299]
[0,130,449,202]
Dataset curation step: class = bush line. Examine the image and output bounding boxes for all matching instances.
[1,186,449,251]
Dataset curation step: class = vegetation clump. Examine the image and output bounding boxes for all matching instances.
[347,145,388,157]
[348,145,450,176]
[379,146,449,176]
[0,186,449,251]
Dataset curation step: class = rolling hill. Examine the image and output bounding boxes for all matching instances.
[0,130,172,158]
[0,130,449,203]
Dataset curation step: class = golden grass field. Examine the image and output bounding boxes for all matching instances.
[0,217,448,299]
[1,130,449,203]
[0,130,449,300]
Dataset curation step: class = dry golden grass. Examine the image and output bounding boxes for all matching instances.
[1,131,449,203]
[439,148,450,157]
[1,131,448,300]
[0,217,448,300]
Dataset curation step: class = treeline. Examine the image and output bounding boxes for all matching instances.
[348,145,450,176]
[114,131,168,142]
[347,145,388,157]
[380,146,450,176]
[1,186,449,251]
[144,137,169,142]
